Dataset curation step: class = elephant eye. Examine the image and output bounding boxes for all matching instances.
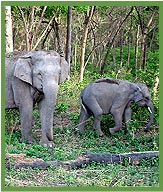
[38,72,42,79]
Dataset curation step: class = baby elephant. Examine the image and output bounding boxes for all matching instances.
[78,78,154,136]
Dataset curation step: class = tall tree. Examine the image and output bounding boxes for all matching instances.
[5,6,13,53]
[100,6,134,75]
[18,6,34,51]
[54,17,65,57]
[66,6,72,70]
[17,6,55,51]
[79,6,95,81]
[32,14,56,51]
[135,24,140,69]
[135,6,158,69]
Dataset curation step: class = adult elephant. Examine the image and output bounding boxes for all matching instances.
[6,50,69,147]
[78,78,154,136]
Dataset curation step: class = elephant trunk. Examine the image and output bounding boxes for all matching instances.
[144,101,154,132]
[42,81,58,141]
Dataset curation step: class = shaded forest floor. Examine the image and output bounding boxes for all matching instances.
[5,71,159,188]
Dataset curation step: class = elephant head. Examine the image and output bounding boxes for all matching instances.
[12,50,69,146]
[14,51,69,90]
[134,83,154,131]
[131,84,144,103]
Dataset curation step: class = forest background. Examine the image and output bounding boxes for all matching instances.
[4,3,160,188]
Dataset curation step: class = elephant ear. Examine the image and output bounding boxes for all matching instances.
[59,56,70,84]
[14,55,32,85]
[130,83,144,103]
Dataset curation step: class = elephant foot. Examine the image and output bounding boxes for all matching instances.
[109,128,120,135]
[74,127,84,135]
[77,126,85,133]
[39,139,54,148]
[99,132,105,137]
[144,129,149,133]
[20,135,35,144]
[144,126,150,132]
[125,129,132,135]
[95,129,105,137]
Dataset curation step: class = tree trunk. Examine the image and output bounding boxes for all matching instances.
[41,26,53,49]
[74,44,77,69]
[5,6,13,53]
[112,44,116,68]
[79,6,95,82]
[32,15,56,51]
[32,6,47,49]
[6,151,159,170]
[127,15,132,68]
[136,7,158,69]
[120,30,123,67]
[66,6,72,71]
[54,18,65,57]
[18,6,31,51]
[149,27,156,51]
[127,40,130,68]
[101,7,134,75]
[135,24,140,70]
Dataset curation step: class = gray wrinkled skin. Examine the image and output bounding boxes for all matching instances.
[6,51,69,147]
[134,82,154,132]
[78,78,154,136]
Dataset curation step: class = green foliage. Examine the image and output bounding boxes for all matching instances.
[91,46,159,88]
[45,6,69,18]
[5,5,159,187]
[96,6,110,18]
[43,6,89,19]
[73,6,88,14]
[5,124,159,186]
[5,54,159,186]
[55,102,68,114]
[138,51,159,87]
[5,52,159,185]
[127,119,139,132]
[139,156,159,167]
[5,109,20,127]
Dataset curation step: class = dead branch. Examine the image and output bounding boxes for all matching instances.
[6,151,159,170]
[32,15,56,51]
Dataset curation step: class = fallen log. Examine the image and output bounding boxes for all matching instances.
[6,151,159,170]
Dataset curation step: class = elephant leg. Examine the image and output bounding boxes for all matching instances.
[123,106,132,134]
[78,107,90,132]
[12,79,35,144]
[38,99,54,147]
[109,110,123,135]
[19,104,35,144]
[83,99,104,136]
[93,114,104,136]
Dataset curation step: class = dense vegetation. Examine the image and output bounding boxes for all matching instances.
[4,5,159,188]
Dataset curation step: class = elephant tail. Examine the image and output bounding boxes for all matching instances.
[80,93,93,116]
[80,94,88,113]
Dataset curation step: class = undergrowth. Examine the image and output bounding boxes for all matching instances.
[4,55,159,187]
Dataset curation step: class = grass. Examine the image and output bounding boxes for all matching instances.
[5,163,159,187]
[4,71,159,188]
